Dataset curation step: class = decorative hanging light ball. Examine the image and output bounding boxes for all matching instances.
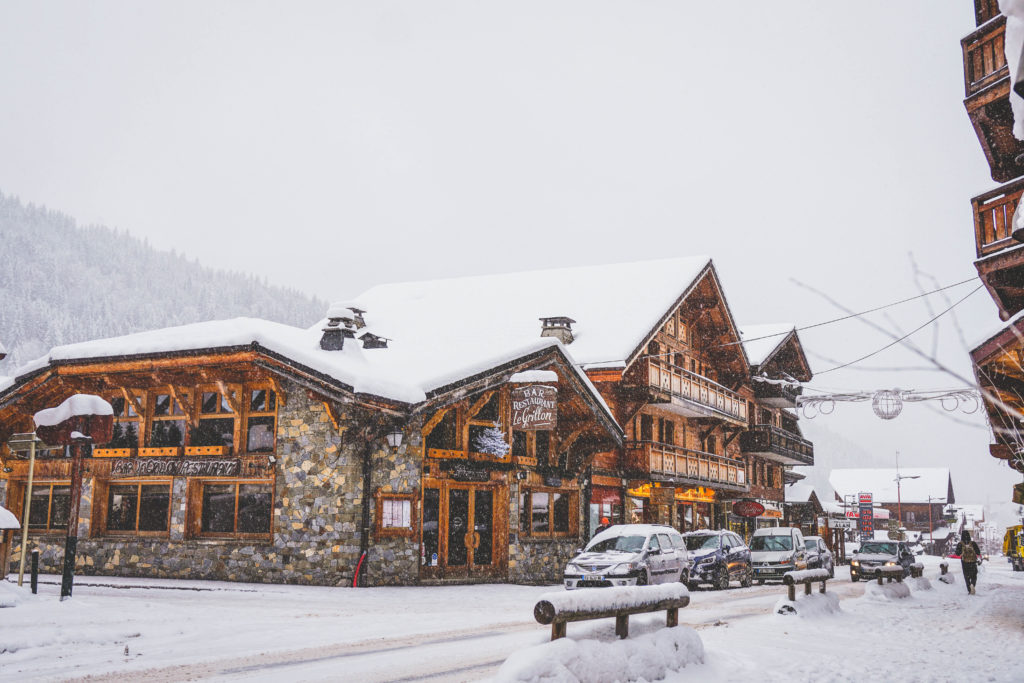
[871,390,903,420]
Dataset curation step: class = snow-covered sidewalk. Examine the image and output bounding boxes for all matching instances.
[1,556,1022,681]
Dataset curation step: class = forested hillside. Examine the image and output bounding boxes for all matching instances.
[0,192,326,371]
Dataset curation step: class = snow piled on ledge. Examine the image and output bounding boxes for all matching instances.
[33,394,113,427]
[495,625,704,683]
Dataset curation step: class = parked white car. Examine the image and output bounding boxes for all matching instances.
[563,524,689,590]
[749,526,808,583]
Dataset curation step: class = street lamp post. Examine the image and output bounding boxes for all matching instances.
[927,495,946,555]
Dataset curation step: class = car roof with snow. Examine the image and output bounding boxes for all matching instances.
[753,527,798,535]
[682,529,729,536]
[591,524,679,540]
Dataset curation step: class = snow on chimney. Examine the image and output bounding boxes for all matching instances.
[320,303,359,351]
[540,316,576,345]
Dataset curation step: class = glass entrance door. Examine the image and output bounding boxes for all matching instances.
[420,481,501,580]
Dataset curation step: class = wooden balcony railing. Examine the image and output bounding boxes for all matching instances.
[646,361,747,423]
[963,15,1008,98]
[972,176,1024,258]
[738,424,814,467]
[624,440,747,488]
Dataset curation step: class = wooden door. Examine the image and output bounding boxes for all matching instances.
[419,480,502,580]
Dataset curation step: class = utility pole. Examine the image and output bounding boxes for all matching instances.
[6,433,43,587]
[927,495,946,555]
[894,450,919,530]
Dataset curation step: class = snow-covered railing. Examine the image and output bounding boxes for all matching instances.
[872,566,905,585]
[781,568,830,602]
[909,563,925,578]
[533,584,690,641]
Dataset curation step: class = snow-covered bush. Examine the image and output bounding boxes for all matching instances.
[473,424,510,457]
[774,592,840,617]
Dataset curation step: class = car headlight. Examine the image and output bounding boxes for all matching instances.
[698,556,715,565]
[565,564,582,574]
[609,562,639,575]
[851,560,859,566]
[885,561,897,567]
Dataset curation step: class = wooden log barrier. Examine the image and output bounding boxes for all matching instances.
[909,563,924,578]
[533,584,690,641]
[939,561,949,576]
[873,566,905,585]
[781,568,830,602]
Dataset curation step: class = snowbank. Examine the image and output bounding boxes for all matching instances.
[773,591,841,617]
[862,580,911,601]
[908,577,933,592]
[495,625,704,682]
[0,581,32,608]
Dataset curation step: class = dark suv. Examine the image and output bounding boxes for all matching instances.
[850,540,915,581]
[682,530,752,590]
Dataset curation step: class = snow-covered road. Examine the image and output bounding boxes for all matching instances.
[1,556,1022,681]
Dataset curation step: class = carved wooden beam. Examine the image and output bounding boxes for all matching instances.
[120,387,146,420]
[168,385,194,423]
[268,376,287,406]
[216,380,242,415]
[465,391,495,421]
[421,407,451,436]
[721,427,742,448]
[557,426,587,457]
[321,401,342,431]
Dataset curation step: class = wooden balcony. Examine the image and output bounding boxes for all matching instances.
[752,379,802,408]
[963,15,1007,98]
[975,0,1001,27]
[644,361,747,426]
[973,177,1024,320]
[623,440,748,492]
[738,424,814,467]
[963,17,1024,182]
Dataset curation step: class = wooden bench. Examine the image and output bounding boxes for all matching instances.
[533,584,690,641]
[782,568,830,601]
[873,566,905,584]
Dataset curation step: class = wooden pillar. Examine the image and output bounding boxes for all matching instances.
[615,615,629,639]
[667,607,678,627]
[552,622,566,640]
[787,584,796,601]
[804,581,812,596]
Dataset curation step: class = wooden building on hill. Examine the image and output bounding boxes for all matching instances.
[961,0,1024,502]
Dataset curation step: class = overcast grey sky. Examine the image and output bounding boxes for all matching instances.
[0,2,1013,503]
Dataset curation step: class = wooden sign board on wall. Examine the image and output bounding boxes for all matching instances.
[510,385,557,431]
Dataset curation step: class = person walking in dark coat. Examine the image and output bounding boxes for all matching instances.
[955,530,981,595]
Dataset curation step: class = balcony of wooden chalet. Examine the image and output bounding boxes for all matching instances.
[752,378,802,408]
[640,360,747,427]
[738,424,814,467]
[962,13,1024,182]
[623,440,748,493]
[972,177,1024,319]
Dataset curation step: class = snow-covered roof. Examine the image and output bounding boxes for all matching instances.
[828,468,952,504]
[784,481,816,504]
[740,324,795,368]
[0,317,614,428]
[349,256,714,370]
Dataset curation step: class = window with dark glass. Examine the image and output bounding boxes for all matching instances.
[639,414,653,441]
[246,388,276,453]
[106,483,170,533]
[531,491,549,533]
[28,483,70,531]
[148,392,186,447]
[200,482,272,536]
[520,488,576,537]
[535,430,551,466]
[107,395,141,448]
[191,388,235,452]
[552,492,569,533]
[512,431,527,458]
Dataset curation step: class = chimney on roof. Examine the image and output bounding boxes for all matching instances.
[321,305,358,351]
[359,332,390,350]
[540,317,576,345]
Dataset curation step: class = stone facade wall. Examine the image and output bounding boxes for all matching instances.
[4,378,422,586]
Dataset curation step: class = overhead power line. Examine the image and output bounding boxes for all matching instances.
[815,284,984,375]
[719,276,977,348]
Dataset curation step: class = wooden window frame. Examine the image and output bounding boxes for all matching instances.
[94,478,173,537]
[146,389,190,449]
[519,487,578,539]
[374,490,418,539]
[22,480,73,534]
[187,478,275,541]
[465,391,510,463]
[107,392,143,449]
[194,383,240,454]
[244,383,278,454]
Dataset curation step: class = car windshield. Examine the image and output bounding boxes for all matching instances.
[684,535,720,551]
[804,540,817,551]
[586,535,646,553]
[860,542,896,555]
[750,535,792,551]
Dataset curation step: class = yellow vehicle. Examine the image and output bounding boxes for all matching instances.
[1004,525,1024,572]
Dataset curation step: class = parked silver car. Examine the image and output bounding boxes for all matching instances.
[563,524,689,590]
[803,535,835,577]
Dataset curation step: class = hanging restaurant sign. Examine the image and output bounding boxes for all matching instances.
[510,385,557,431]
[110,458,241,478]
[732,500,766,518]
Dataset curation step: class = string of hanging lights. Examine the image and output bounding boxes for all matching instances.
[794,387,981,420]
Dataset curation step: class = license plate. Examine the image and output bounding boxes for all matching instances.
[585,574,605,581]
